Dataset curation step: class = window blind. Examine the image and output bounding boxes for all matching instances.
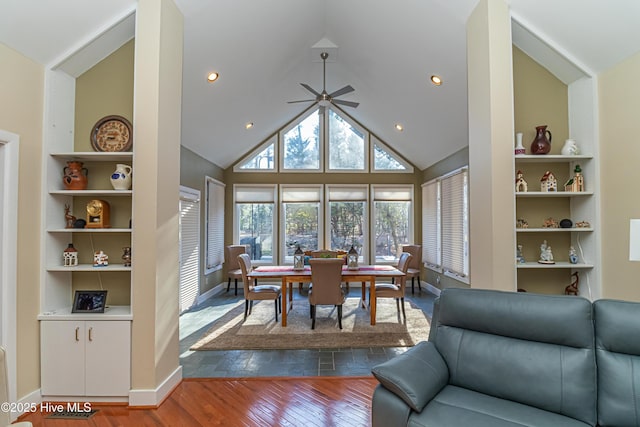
[205,177,225,273]
[440,169,468,277]
[422,180,440,268]
[179,187,200,313]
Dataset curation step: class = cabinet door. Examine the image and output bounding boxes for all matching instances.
[84,321,131,396]
[41,321,86,396]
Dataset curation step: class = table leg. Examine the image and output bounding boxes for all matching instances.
[370,277,376,325]
[281,277,288,327]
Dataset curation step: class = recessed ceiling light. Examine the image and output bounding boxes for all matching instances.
[245,122,254,129]
[395,124,404,132]
[430,75,442,86]
[207,72,219,82]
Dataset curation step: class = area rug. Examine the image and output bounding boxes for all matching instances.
[190,297,431,350]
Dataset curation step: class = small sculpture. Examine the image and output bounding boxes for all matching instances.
[561,139,579,156]
[565,272,579,295]
[540,171,557,192]
[515,170,528,192]
[93,250,109,267]
[575,220,591,228]
[516,244,525,263]
[122,247,132,267]
[564,164,585,192]
[516,218,529,229]
[542,217,559,228]
[569,246,578,264]
[64,204,76,229]
[538,240,555,264]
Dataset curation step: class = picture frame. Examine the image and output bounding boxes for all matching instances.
[72,290,108,313]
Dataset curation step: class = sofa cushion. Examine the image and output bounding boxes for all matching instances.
[431,288,596,426]
[408,385,592,427]
[371,342,448,412]
[594,299,640,427]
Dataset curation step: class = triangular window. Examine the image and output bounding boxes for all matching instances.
[234,135,276,172]
[372,136,413,172]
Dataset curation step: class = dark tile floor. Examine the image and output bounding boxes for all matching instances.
[179,282,437,378]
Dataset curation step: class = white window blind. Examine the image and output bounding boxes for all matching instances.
[441,169,468,278]
[179,186,200,313]
[205,177,225,273]
[422,180,440,268]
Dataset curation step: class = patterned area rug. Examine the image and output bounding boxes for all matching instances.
[190,297,431,350]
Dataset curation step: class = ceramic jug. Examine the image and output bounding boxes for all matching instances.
[530,125,552,155]
[62,161,88,190]
[110,164,132,190]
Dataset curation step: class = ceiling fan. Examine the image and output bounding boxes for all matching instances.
[288,51,359,110]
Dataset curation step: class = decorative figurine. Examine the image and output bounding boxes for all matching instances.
[516,244,525,263]
[515,170,528,192]
[542,217,559,228]
[122,246,132,267]
[64,203,76,229]
[575,220,591,228]
[561,139,580,156]
[564,164,585,192]
[93,250,109,267]
[569,246,578,264]
[538,240,555,264]
[540,171,557,192]
[63,243,78,267]
[565,272,579,295]
[516,218,529,229]
[347,245,359,270]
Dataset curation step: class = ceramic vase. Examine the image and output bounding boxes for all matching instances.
[514,132,525,155]
[530,125,552,155]
[110,164,132,190]
[62,161,88,190]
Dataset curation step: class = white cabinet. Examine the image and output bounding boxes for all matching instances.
[41,320,130,397]
[514,154,597,294]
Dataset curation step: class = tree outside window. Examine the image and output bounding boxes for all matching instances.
[237,203,273,262]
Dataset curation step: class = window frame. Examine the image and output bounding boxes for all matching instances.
[325,107,369,173]
[325,184,370,264]
[279,184,324,263]
[233,134,277,172]
[233,184,277,266]
[279,108,323,173]
[370,184,414,265]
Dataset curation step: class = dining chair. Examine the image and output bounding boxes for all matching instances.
[370,252,412,322]
[225,245,246,295]
[298,250,342,293]
[0,346,32,427]
[401,244,422,294]
[308,258,347,329]
[238,253,281,322]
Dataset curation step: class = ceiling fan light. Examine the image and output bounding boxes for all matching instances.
[207,72,219,82]
[430,75,442,86]
[318,99,331,107]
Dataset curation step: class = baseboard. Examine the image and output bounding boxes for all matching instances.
[422,281,441,296]
[128,365,182,407]
[14,388,41,420]
[196,284,224,305]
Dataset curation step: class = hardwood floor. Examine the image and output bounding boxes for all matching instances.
[18,377,379,427]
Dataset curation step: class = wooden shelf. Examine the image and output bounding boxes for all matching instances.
[516,262,594,269]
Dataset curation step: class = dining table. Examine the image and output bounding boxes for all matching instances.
[247,264,406,327]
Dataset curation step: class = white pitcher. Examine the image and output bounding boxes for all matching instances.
[110,163,132,190]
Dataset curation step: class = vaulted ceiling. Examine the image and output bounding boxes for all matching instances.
[1,0,639,170]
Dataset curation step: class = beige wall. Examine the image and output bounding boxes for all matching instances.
[180,146,225,293]
[0,43,44,398]
[599,51,640,302]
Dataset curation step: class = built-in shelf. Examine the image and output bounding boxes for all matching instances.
[48,228,131,233]
[516,227,593,233]
[37,305,132,320]
[516,262,594,269]
[516,191,593,197]
[47,264,132,272]
[50,190,132,196]
[51,152,133,162]
[514,154,593,163]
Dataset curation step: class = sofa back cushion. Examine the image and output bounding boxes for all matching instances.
[431,288,596,426]
[594,299,640,427]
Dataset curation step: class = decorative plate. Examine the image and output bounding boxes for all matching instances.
[90,115,133,152]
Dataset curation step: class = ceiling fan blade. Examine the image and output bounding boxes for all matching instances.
[329,85,355,98]
[332,99,359,108]
[300,83,320,97]
[287,99,316,104]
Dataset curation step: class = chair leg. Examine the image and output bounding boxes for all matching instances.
[249,300,253,315]
[234,278,238,296]
[279,295,282,313]
[227,278,231,293]
[396,298,400,315]
[338,305,343,329]
[244,299,249,320]
[311,305,316,329]
[417,276,422,292]
[401,297,406,319]
[274,298,278,322]
[411,277,415,294]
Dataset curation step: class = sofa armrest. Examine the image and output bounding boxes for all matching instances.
[371,341,449,412]
[371,385,412,427]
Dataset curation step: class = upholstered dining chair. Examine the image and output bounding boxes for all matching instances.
[370,252,412,321]
[225,245,246,295]
[401,244,422,294]
[308,258,347,329]
[238,253,281,322]
[299,250,342,292]
[0,346,32,427]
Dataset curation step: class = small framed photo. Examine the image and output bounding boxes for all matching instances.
[72,290,108,313]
